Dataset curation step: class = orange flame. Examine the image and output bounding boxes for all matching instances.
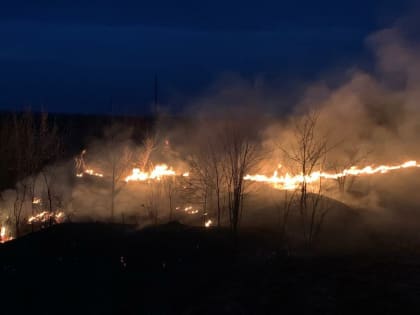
[125,164,176,182]
[28,211,65,224]
[181,205,199,214]
[244,160,420,190]
[77,169,104,178]
[0,226,13,243]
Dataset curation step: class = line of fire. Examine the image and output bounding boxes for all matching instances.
[2,108,420,248]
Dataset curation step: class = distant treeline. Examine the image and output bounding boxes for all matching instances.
[0,110,161,190]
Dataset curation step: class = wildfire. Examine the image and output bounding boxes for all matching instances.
[83,169,104,177]
[74,148,420,194]
[125,164,177,182]
[76,169,104,178]
[0,226,13,243]
[28,211,65,224]
[204,219,213,228]
[75,148,191,181]
[181,206,199,214]
[32,197,41,205]
[244,160,420,190]
[75,150,104,178]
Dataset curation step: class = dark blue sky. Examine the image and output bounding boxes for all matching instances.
[0,0,415,114]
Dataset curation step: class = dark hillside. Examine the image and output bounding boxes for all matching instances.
[1,222,420,314]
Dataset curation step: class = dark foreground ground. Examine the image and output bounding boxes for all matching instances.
[1,222,420,314]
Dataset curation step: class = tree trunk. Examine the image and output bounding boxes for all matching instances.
[111,164,116,221]
[168,192,173,222]
[216,188,221,228]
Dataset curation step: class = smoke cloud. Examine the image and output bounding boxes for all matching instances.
[3,23,420,251]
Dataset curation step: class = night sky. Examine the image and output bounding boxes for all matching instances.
[0,1,415,115]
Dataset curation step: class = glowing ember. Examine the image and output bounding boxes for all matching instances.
[28,211,66,224]
[32,197,41,205]
[80,169,104,178]
[204,219,213,228]
[245,160,420,190]
[125,164,176,182]
[182,206,199,214]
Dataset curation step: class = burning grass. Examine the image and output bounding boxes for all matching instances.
[244,160,420,190]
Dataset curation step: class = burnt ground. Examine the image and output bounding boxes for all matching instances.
[1,222,420,314]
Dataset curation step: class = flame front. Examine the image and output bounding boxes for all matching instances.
[28,211,65,224]
[244,160,420,190]
[125,164,177,182]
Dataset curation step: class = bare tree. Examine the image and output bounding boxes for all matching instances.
[137,133,156,170]
[207,142,227,227]
[185,136,230,228]
[40,166,63,227]
[282,110,330,247]
[10,111,61,236]
[39,113,62,226]
[221,120,261,235]
[143,181,163,225]
[93,125,134,221]
[275,189,297,249]
[11,111,37,236]
[108,144,132,221]
[328,145,371,194]
[162,176,179,221]
[185,154,212,222]
[0,115,13,191]
[185,113,261,234]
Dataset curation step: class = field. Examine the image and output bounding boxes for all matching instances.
[2,222,420,314]
[2,111,420,314]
